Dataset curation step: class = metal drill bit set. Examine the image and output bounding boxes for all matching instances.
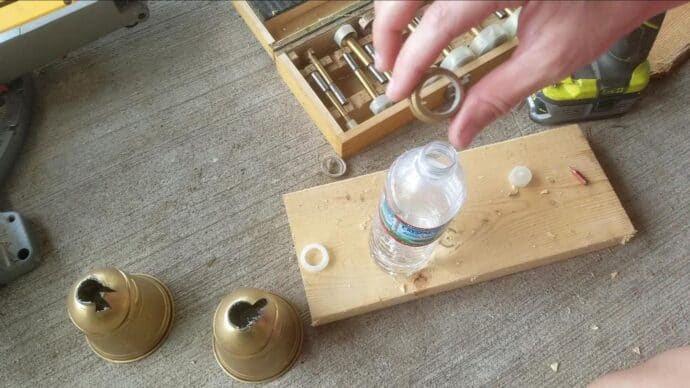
[233,1,520,157]
[299,7,520,131]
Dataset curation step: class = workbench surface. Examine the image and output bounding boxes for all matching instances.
[1,2,688,386]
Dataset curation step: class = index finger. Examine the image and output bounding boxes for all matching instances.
[372,0,424,72]
[385,1,498,101]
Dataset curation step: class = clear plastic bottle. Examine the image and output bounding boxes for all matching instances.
[369,141,467,275]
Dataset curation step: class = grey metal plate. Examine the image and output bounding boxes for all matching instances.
[0,212,38,286]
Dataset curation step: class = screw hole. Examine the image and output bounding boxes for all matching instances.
[138,12,146,20]
[228,298,268,330]
[17,248,30,260]
[7,215,15,222]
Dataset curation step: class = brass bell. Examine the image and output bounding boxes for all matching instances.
[67,267,174,363]
[213,288,304,383]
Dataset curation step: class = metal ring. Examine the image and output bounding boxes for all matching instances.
[321,155,347,178]
[299,243,330,273]
[409,67,463,123]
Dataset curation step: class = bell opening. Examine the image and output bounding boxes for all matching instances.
[228,298,268,330]
[76,278,115,312]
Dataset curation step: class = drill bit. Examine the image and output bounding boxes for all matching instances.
[307,50,347,106]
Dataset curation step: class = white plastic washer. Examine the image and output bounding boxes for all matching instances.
[299,243,330,273]
[334,24,356,47]
[509,165,533,187]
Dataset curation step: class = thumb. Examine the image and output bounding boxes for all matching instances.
[448,49,565,148]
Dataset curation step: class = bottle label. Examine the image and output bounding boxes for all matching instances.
[379,198,447,247]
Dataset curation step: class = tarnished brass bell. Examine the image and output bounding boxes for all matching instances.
[67,267,174,363]
[213,288,304,383]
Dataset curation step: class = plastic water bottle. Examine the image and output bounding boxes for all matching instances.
[369,141,467,275]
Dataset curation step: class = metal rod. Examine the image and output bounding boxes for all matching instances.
[343,52,377,99]
[306,50,347,106]
[494,10,508,19]
[342,36,391,83]
[362,44,388,84]
[310,72,354,126]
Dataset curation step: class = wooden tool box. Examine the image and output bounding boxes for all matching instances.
[233,0,518,158]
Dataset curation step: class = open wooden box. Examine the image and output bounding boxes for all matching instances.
[233,0,518,158]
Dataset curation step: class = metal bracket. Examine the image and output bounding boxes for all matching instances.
[0,212,38,286]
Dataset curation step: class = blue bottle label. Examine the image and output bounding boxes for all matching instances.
[379,198,447,247]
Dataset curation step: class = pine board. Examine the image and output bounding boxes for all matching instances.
[649,3,690,77]
[283,125,636,326]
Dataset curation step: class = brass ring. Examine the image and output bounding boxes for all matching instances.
[409,67,463,123]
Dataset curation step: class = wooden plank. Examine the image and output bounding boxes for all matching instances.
[649,3,690,78]
[283,125,636,326]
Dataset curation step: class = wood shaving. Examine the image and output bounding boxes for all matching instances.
[610,271,618,279]
[399,284,406,293]
[546,231,556,239]
[508,187,520,197]
[632,347,641,355]
[495,210,502,216]
[550,362,559,372]
[621,234,634,245]
[470,276,478,282]
[546,176,556,183]
[540,189,550,195]
[590,325,599,331]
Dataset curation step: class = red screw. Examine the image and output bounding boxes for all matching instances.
[569,166,588,185]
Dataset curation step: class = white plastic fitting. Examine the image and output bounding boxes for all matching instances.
[470,24,510,56]
[299,243,330,273]
[440,46,476,71]
[503,7,522,38]
[334,24,357,47]
[508,166,533,188]
[369,94,393,114]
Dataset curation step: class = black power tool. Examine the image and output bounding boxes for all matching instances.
[528,13,665,124]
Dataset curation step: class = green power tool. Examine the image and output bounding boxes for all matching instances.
[528,13,665,125]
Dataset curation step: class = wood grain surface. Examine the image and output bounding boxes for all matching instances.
[0,2,687,387]
[284,125,636,325]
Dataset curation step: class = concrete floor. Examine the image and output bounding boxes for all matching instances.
[1,2,688,386]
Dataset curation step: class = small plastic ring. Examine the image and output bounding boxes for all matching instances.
[299,243,330,273]
[321,155,347,178]
[409,67,463,123]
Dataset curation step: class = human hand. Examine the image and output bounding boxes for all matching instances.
[373,1,683,148]
[589,346,690,387]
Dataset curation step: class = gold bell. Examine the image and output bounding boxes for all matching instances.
[213,288,304,383]
[67,267,174,363]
